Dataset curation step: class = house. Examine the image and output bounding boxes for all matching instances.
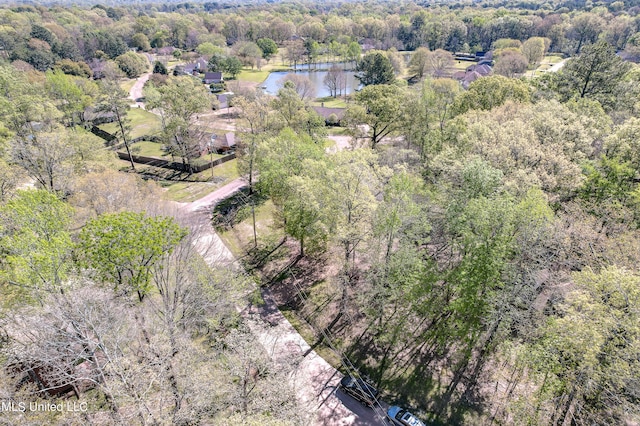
[213,132,236,153]
[203,71,223,84]
[216,93,230,109]
[312,106,346,125]
[466,63,492,76]
[180,57,209,75]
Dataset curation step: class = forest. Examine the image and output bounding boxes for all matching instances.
[0,0,640,425]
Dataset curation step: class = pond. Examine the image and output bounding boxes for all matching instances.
[261,69,360,98]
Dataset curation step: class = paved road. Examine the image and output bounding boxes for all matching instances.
[179,178,388,426]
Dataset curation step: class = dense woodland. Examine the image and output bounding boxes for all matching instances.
[1,0,640,425]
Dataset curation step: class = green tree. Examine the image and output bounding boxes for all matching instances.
[196,42,223,56]
[45,69,96,127]
[521,37,548,66]
[153,61,168,75]
[0,190,74,298]
[78,212,187,302]
[115,52,149,78]
[529,267,640,425]
[131,32,151,52]
[345,84,405,148]
[454,75,531,114]
[96,79,136,170]
[257,38,278,60]
[256,128,325,256]
[558,40,632,110]
[145,76,211,174]
[222,56,243,79]
[355,51,395,86]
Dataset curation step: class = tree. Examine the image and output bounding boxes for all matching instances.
[145,76,211,174]
[115,52,149,78]
[529,267,640,425]
[10,128,75,193]
[408,47,430,79]
[196,42,223,56]
[558,40,632,110]
[323,65,347,98]
[45,69,96,127]
[344,84,405,148]
[53,59,92,78]
[222,56,243,79]
[78,212,187,302]
[256,128,326,256]
[233,41,263,69]
[494,50,529,77]
[277,74,316,101]
[153,61,167,75]
[521,37,548,66]
[0,190,74,298]
[346,41,362,64]
[426,49,454,78]
[355,51,395,86]
[95,79,136,170]
[131,32,151,52]
[284,39,305,68]
[257,38,278,60]
[454,75,531,114]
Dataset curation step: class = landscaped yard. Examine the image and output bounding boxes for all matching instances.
[99,108,162,139]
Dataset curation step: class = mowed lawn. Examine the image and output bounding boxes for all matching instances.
[99,108,162,139]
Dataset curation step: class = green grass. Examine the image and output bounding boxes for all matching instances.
[119,79,136,93]
[162,158,240,202]
[130,141,167,157]
[236,68,271,83]
[99,108,162,139]
[219,199,279,258]
[312,96,348,108]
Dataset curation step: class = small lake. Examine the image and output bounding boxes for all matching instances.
[292,61,355,71]
[261,69,360,98]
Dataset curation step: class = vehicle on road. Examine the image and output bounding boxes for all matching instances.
[339,375,379,407]
[387,406,426,426]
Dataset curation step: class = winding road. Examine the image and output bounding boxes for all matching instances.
[179,179,389,425]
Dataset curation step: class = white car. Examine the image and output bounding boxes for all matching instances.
[387,406,426,426]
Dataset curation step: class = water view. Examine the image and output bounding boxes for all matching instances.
[261,69,360,98]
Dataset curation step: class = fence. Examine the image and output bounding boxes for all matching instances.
[116,151,236,173]
[93,119,234,173]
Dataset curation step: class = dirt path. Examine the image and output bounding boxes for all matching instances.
[129,72,151,108]
[547,58,567,73]
[180,179,388,425]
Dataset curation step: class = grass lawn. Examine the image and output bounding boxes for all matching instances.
[326,126,349,136]
[312,96,349,108]
[236,69,271,84]
[219,199,279,258]
[163,158,240,202]
[119,79,136,93]
[130,141,167,157]
[99,108,162,139]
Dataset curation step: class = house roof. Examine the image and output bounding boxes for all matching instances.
[204,71,223,80]
[312,106,346,120]
[213,132,236,149]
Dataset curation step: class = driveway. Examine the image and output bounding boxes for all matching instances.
[179,180,389,425]
[129,72,151,108]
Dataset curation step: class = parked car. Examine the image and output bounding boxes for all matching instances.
[387,406,426,426]
[339,375,379,407]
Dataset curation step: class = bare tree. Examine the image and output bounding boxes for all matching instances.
[323,65,347,98]
[278,74,317,101]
